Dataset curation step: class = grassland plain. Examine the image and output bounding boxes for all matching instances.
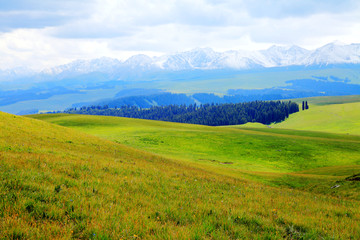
[31,114,360,200]
[0,111,358,239]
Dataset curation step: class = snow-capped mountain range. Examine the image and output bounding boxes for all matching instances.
[2,42,360,115]
[42,42,360,76]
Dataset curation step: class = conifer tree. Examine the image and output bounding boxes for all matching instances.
[62,101,300,126]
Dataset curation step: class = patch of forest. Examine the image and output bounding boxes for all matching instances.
[61,101,299,126]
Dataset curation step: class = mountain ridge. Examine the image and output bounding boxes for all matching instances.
[1,42,360,115]
[39,42,360,76]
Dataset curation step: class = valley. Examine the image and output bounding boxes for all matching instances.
[30,98,360,200]
[1,98,359,238]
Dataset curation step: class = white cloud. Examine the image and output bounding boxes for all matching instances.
[0,29,137,71]
[0,1,94,31]
[246,11,360,47]
[0,0,359,70]
[242,0,358,18]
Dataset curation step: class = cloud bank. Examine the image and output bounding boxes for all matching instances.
[0,0,359,70]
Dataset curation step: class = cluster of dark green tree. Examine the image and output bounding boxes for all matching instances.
[63,101,299,126]
[302,101,309,110]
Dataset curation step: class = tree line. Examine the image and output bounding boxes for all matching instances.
[61,100,299,126]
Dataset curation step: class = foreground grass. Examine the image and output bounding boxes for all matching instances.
[31,114,360,201]
[1,112,359,239]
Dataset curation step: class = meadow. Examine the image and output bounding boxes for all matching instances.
[0,113,357,239]
[31,112,360,200]
[1,95,360,239]
[272,95,360,134]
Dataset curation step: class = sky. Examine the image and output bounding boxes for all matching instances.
[0,0,359,71]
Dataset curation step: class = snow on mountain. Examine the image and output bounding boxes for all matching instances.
[0,67,35,81]
[154,48,222,70]
[300,42,360,65]
[123,54,155,70]
[42,57,122,75]
[38,42,360,76]
[260,45,310,66]
[212,50,264,69]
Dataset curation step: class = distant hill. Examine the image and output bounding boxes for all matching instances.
[64,100,299,126]
[224,95,360,135]
[272,95,360,135]
[72,80,360,110]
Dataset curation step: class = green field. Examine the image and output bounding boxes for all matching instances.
[2,95,360,239]
[30,113,360,173]
[236,95,360,134]
[30,112,360,199]
[0,112,358,239]
[272,95,360,134]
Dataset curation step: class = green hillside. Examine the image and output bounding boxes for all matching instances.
[30,114,360,171]
[226,122,268,129]
[272,95,360,134]
[290,95,360,106]
[31,113,360,199]
[1,111,359,239]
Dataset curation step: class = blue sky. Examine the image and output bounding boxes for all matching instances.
[0,0,359,70]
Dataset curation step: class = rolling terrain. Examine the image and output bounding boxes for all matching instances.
[1,95,359,239]
[31,104,360,201]
[0,111,357,239]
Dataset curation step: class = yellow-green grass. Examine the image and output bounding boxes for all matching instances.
[2,112,360,239]
[272,101,360,134]
[30,114,360,199]
[31,114,360,172]
[215,95,360,134]
[222,95,360,134]
[226,122,268,129]
[32,114,360,172]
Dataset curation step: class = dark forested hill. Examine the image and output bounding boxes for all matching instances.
[61,100,299,126]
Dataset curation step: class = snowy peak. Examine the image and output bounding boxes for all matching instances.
[156,48,221,70]
[302,42,360,65]
[123,54,155,70]
[214,50,264,69]
[40,42,360,76]
[43,57,122,75]
[260,45,310,66]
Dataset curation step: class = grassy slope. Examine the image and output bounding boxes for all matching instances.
[272,95,360,134]
[31,114,360,200]
[229,122,268,129]
[2,112,359,239]
[290,95,360,106]
[31,114,360,172]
